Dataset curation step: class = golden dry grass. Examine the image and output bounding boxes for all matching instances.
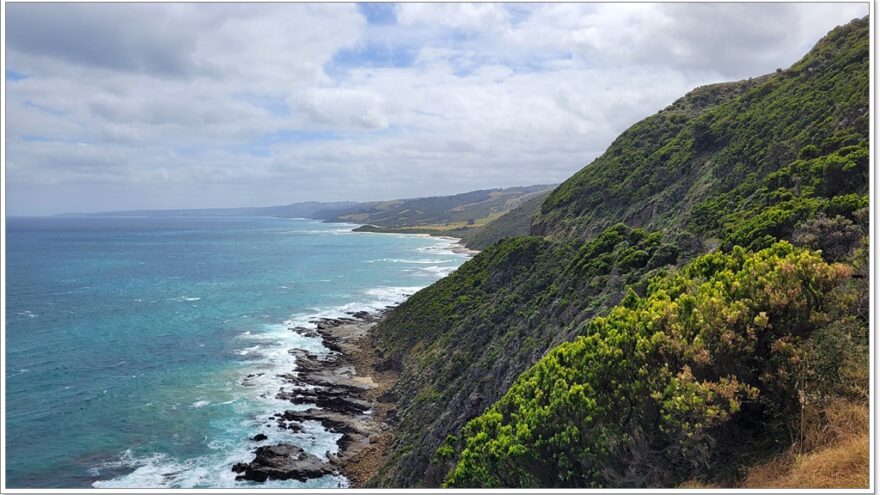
[742,400,869,489]
[682,400,869,489]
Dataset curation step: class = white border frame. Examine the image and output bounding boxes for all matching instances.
[0,1,875,493]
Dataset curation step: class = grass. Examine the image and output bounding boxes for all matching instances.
[743,400,869,489]
[683,400,869,489]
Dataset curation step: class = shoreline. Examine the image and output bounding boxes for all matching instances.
[350,225,481,258]
[231,227,472,487]
[231,309,399,487]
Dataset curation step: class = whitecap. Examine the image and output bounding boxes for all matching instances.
[170,296,201,302]
[417,265,458,277]
[366,258,451,264]
[236,345,260,356]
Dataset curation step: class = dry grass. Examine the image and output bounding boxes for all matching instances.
[682,400,869,489]
[742,400,869,489]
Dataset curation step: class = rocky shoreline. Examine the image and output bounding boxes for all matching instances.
[231,309,399,487]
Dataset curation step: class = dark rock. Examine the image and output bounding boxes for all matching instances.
[385,408,399,426]
[314,318,343,330]
[252,433,268,442]
[288,396,371,414]
[373,356,399,372]
[468,392,483,406]
[291,326,321,338]
[232,443,333,482]
[376,390,397,403]
[281,409,362,435]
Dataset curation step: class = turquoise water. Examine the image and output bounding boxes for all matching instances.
[5,216,467,488]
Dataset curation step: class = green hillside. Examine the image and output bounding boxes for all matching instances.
[458,190,552,250]
[370,17,869,488]
[533,17,868,244]
[325,185,555,228]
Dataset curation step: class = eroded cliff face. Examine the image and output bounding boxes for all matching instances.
[369,17,869,488]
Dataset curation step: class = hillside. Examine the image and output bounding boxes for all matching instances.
[369,17,869,488]
[66,186,554,250]
[457,190,552,250]
[327,185,554,228]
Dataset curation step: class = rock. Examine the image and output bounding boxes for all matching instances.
[468,392,483,406]
[291,326,321,338]
[376,390,397,403]
[314,318,349,330]
[280,409,366,436]
[385,408,399,426]
[349,310,371,320]
[232,443,333,482]
[287,395,372,415]
[252,433,268,442]
[373,357,399,372]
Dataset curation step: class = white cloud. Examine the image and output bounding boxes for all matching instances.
[295,88,388,129]
[3,2,869,215]
[396,3,510,32]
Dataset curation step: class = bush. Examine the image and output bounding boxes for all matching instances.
[445,242,857,488]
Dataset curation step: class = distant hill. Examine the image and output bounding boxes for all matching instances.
[457,190,552,250]
[327,185,555,228]
[60,186,557,250]
[349,185,557,248]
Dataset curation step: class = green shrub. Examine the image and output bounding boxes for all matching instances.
[445,242,855,488]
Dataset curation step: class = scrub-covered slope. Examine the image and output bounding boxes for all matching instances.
[371,17,869,488]
[458,190,553,250]
[533,17,868,244]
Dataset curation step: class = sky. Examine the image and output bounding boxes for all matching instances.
[4,2,869,215]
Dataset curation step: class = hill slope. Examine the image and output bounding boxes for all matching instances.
[72,186,555,251]
[325,185,555,228]
[533,17,868,244]
[369,17,869,488]
[457,190,553,250]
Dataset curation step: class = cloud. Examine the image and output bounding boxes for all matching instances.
[295,88,388,129]
[396,3,510,32]
[3,3,869,215]
[6,4,202,76]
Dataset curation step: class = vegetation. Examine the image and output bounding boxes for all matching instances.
[682,399,869,489]
[533,17,868,244]
[370,17,869,488]
[370,224,675,486]
[445,242,865,487]
[324,184,555,229]
[460,191,553,250]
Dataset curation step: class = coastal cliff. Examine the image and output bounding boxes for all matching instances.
[369,17,869,488]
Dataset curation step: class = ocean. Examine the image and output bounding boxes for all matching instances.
[4,216,468,488]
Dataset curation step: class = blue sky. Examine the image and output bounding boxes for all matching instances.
[4,2,869,215]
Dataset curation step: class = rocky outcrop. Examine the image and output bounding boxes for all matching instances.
[232,444,333,482]
[232,309,399,485]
